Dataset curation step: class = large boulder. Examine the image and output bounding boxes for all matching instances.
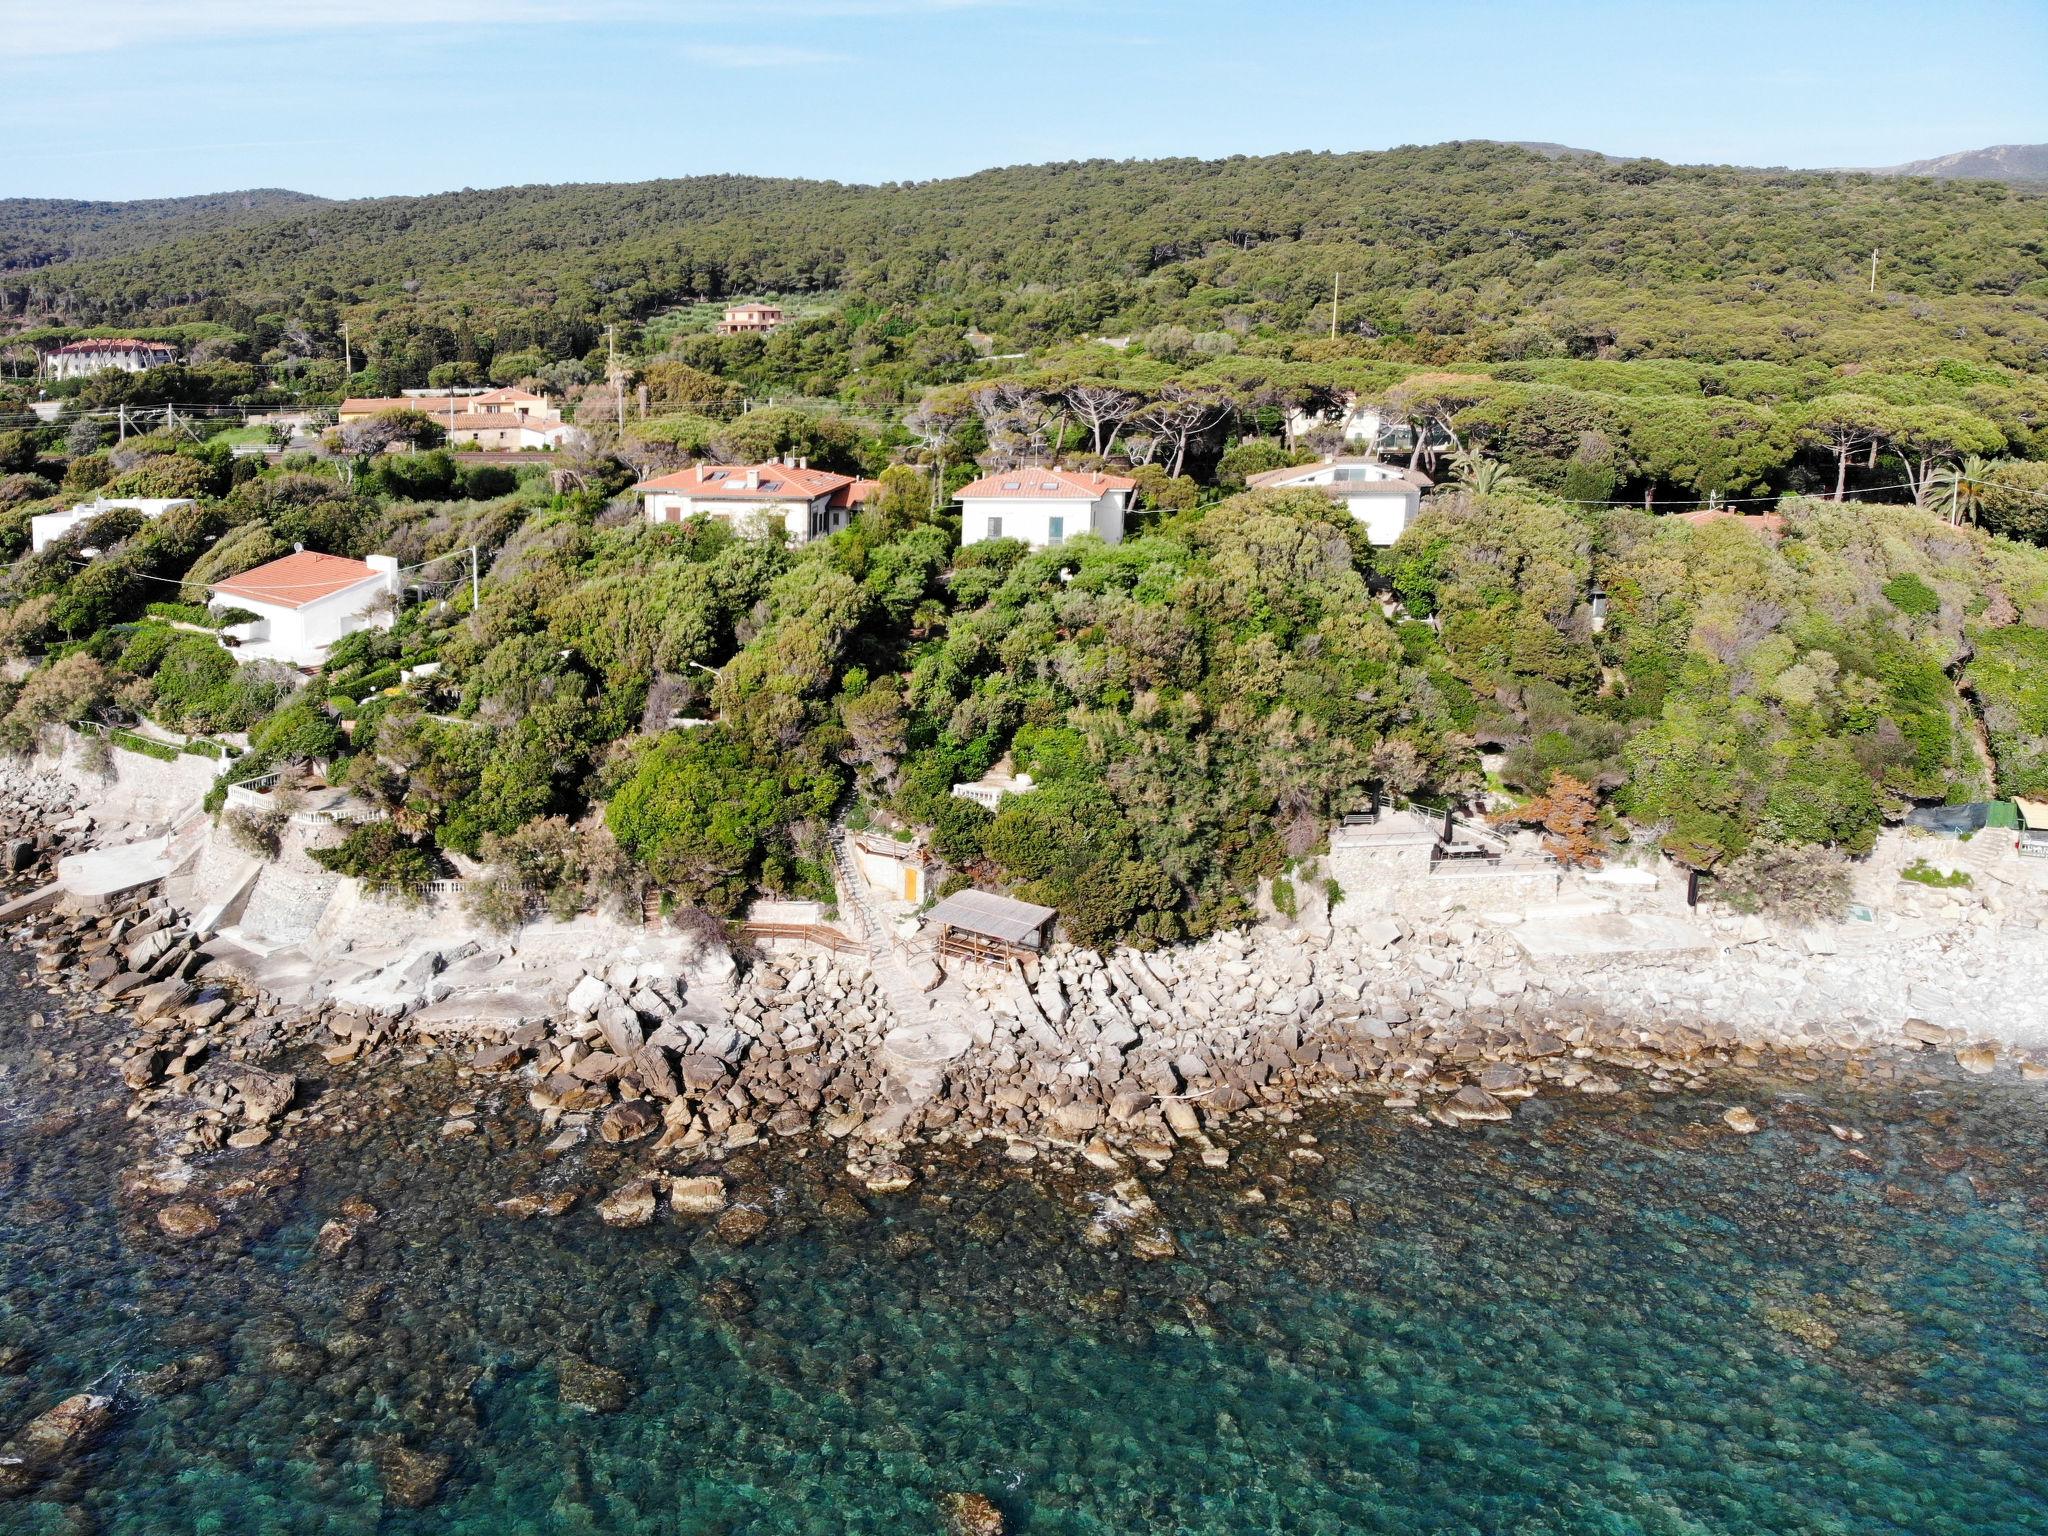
[597,1179,658,1228]
[598,1102,660,1145]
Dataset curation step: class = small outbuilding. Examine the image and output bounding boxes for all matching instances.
[849,830,935,904]
[921,888,1057,966]
[2019,797,2048,860]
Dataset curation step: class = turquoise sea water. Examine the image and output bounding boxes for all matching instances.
[2,967,2047,1534]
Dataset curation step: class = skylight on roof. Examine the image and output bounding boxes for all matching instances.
[1041,481,1059,490]
[1001,481,1020,491]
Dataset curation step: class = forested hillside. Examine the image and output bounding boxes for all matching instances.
[8,144,2048,373]
[0,189,325,274]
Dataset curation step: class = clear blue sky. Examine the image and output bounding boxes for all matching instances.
[6,0,2046,201]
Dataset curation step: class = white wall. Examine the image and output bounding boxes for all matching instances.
[960,493,1124,549]
[643,494,824,542]
[1344,491,1422,546]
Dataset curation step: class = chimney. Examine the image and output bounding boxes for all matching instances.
[798,456,808,470]
[745,468,760,490]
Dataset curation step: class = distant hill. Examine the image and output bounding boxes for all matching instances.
[1860,144,2048,182]
[1504,141,1618,163]
[0,188,326,273]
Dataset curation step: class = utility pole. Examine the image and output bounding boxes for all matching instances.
[469,543,480,613]
[608,324,624,435]
[342,319,353,378]
[1330,271,1340,341]
[117,404,127,445]
[1869,248,1879,295]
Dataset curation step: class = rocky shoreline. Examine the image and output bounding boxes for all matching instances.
[4,822,2039,1232]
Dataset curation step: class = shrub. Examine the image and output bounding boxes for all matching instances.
[1881,573,1940,617]
[1900,858,1970,888]
[223,806,285,859]
[308,820,444,898]
[1710,840,1851,924]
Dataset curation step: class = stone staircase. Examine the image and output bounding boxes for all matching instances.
[830,825,971,1124]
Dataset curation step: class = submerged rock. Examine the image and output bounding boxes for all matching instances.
[1723,1106,1760,1135]
[556,1355,631,1414]
[940,1490,1006,1536]
[156,1200,219,1239]
[377,1442,451,1509]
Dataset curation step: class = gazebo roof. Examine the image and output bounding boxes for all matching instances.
[922,888,1057,945]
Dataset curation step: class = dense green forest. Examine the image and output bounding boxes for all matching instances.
[1,143,2046,943]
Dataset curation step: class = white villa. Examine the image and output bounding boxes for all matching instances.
[1286,395,1389,450]
[954,467,1137,549]
[30,497,194,554]
[632,461,879,544]
[209,550,402,668]
[40,338,178,380]
[1244,457,1433,545]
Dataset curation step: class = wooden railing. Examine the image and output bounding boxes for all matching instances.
[739,921,863,954]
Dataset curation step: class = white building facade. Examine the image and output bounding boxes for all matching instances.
[30,497,194,554]
[41,339,179,380]
[1244,458,1432,545]
[954,468,1137,549]
[209,551,402,668]
[632,462,876,544]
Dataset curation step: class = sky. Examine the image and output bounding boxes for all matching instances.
[4,0,2046,202]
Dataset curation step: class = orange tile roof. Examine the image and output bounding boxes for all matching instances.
[210,551,385,611]
[632,463,856,500]
[954,467,1137,500]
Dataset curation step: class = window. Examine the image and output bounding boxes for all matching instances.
[987,515,1003,540]
[1047,515,1064,545]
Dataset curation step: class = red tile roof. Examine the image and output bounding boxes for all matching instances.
[954,468,1137,500]
[632,463,856,501]
[210,551,386,611]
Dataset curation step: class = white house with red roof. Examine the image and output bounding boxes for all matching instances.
[41,338,178,380]
[631,460,879,544]
[208,550,402,667]
[1243,457,1432,545]
[954,467,1137,549]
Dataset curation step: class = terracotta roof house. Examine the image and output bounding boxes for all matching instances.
[209,551,401,667]
[41,338,178,380]
[954,467,1138,549]
[716,303,784,335]
[1244,457,1433,545]
[631,460,874,544]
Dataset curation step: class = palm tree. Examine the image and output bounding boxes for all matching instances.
[1928,454,1999,527]
[1451,449,1524,496]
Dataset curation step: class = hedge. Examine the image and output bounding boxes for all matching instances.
[109,729,180,763]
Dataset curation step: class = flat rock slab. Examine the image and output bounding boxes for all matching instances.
[1506,911,1715,960]
[879,1022,973,1071]
[56,836,174,903]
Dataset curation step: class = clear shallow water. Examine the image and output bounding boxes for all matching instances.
[2,968,2046,1534]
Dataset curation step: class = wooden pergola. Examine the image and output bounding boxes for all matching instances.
[922,889,1057,967]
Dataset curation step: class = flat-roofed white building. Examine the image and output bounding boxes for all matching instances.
[954,467,1137,549]
[31,497,195,554]
[1244,457,1432,545]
